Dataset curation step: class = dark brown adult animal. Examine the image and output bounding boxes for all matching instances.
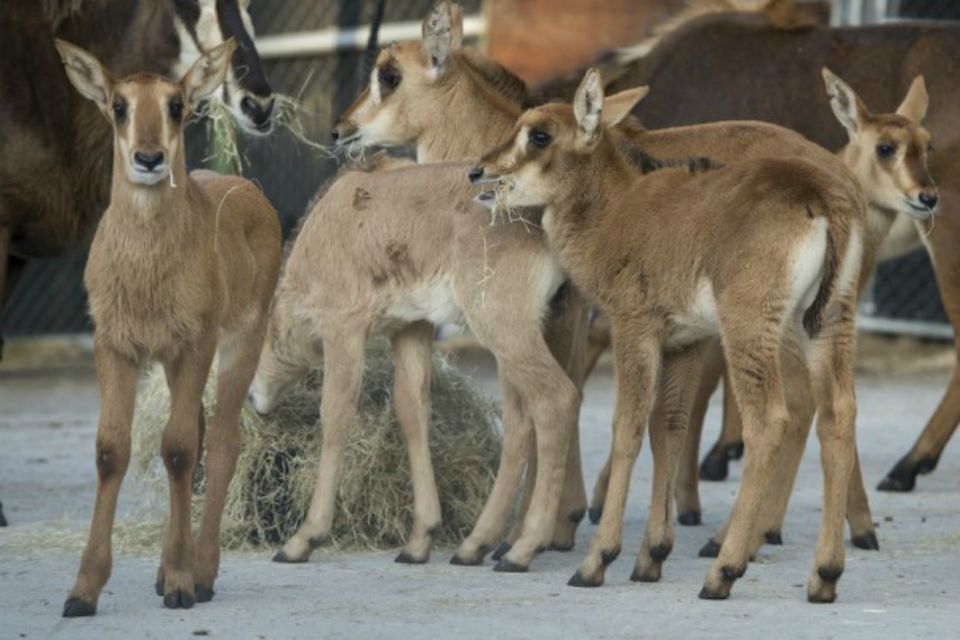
[0,0,275,356]
[540,4,960,493]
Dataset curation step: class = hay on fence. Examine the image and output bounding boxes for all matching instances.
[124,339,501,552]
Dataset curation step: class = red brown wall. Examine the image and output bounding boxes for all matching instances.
[486,0,684,85]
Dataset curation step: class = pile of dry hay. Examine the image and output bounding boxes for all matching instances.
[126,339,501,552]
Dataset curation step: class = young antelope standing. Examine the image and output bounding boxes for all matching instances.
[55,39,281,616]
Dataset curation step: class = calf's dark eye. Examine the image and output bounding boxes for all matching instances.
[876,143,896,159]
[529,129,552,148]
[169,99,183,122]
[112,99,127,122]
[379,69,401,90]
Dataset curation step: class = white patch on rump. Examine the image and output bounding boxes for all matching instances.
[789,217,829,314]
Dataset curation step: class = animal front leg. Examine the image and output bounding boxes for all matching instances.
[156,337,216,610]
[64,342,139,617]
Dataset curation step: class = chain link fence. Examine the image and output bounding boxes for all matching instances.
[2,0,954,338]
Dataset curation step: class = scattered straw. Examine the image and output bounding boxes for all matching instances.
[108,339,501,553]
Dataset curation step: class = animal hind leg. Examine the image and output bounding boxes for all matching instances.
[675,339,724,527]
[391,321,442,564]
[494,335,581,572]
[570,323,661,587]
[274,327,367,563]
[452,377,532,565]
[805,307,858,604]
[699,368,745,481]
[632,341,708,583]
[700,313,789,600]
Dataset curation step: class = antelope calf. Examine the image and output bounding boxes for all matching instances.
[332,0,590,555]
[689,69,939,556]
[55,39,281,616]
[473,69,866,602]
[249,163,581,571]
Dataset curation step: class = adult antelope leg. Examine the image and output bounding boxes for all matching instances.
[675,340,724,526]
[392,321,442,564]
[632,341,708,583]
[880,193,960,491]
[570,323,661,588]
[193,325,268,602]
[698,370,745,481]
[156,336,217,610]
[274,327,367,563]
[63,342,140,617]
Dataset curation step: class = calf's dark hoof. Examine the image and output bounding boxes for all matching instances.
[699,539,721,558]
[395,550,427,564]
[449,553,483,566]
[195,584,215,603]
[851,532,879,551]
[163,589,195,609]
[677,510,701,526]
[493,557,528,573]
[764,531,783,545]
[491,542,512,561]
[62,597,97,618]
[588,506,603,525]
[0,501,7,527]
[567,571,601,588]
[699,448,730,482]
[272,550,307,564]
[698,586,729,600]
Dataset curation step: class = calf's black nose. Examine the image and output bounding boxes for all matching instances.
[331,129,340,143]
[468,166,484,183]
[134,151,164,171]
[919,191,938,210]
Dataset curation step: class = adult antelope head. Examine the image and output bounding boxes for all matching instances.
[470,69,648,210]
[332,1,465,149]
[823,67,937,220]
[170,0,275,133]
[56,39,237,187]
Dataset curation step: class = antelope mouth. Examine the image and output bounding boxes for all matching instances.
[906,200,936,219]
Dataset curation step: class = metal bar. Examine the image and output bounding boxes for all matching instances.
[857,315,954,340]
[257,15,487,59]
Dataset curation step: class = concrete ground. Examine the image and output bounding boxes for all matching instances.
[1,336,958,639]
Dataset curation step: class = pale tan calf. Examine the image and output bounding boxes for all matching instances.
[55,40,281,616]
[249,161,583,570]
[474,69,867,602]
[589,69,938,559]
[333,1,591,556]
